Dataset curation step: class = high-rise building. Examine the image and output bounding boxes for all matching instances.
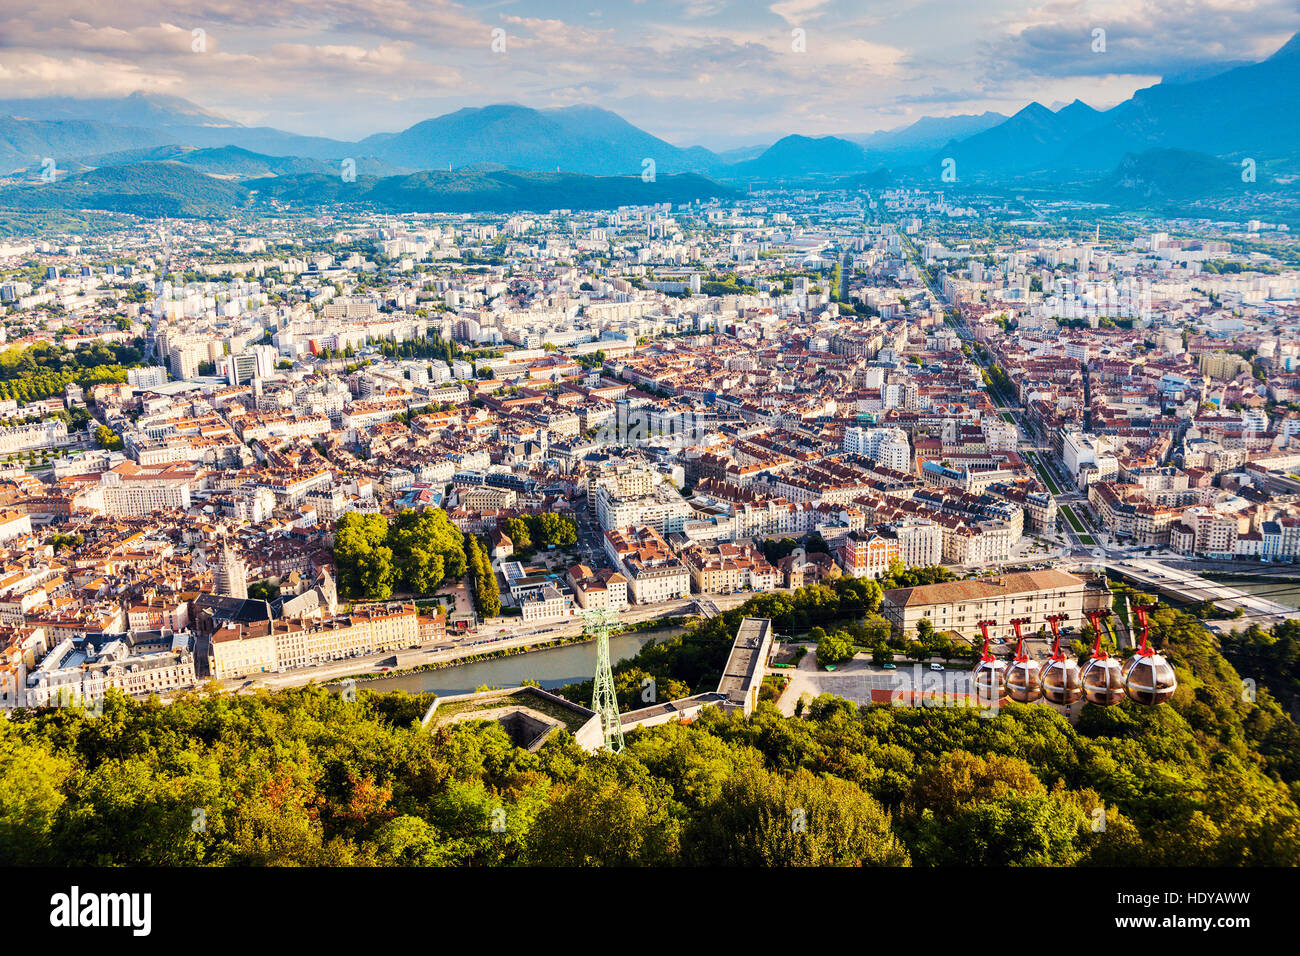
[128,366,169,389]
[843,426,912,472]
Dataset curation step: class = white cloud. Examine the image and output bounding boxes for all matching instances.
[0,1,1290,147]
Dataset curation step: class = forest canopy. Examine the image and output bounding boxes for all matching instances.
[0,340,145,404]
[2,585,1297,867]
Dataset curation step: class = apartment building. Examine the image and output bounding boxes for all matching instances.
[885,518,944,567]
[0,419,68,456]
[520,585,570,624]
[98,463,195,516]
[0,510,31,544]
[566,564,629,611]
[680,542,777,594]
[1088,481,1186,546]
[604,525,691,604]
[842,426,912,472]
[837,529,900,579]
[594,482,694,534]
[210,603,418,678]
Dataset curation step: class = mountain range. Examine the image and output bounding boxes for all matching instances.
[0,161,736,219]
[0,32,1296,216]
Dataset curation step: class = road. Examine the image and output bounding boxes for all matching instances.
[949,305,1107,553]
[1109,559,1296,631]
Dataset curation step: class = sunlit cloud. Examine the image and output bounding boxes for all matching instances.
[0,0,1293,147]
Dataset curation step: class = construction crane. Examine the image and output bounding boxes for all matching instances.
[583,609,625,753]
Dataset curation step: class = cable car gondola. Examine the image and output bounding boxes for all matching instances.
[1080,609,1125,706]
[1121,603,1178,705]
[1040,613,1082,706]
[1004,617,1042,703]
[971,619,1007,707]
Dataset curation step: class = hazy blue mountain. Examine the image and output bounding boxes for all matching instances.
[934,32,1300,180]
[1159,61,1253,85]
[0,157,733,218]
[836,168,896,189]
[1059,32,1300,172]
[846,111,1007,165]
[156,125,359,160]
[1093,148,1275,203]
[722,134,868,180]
[0,107,358,170]
[0,91,237,129]
[0,117,176,174]
[6,35,1297,197]
[715,144,771,164]
[361,103,721,176]
[936,99,1110,178]
[46,145,402,179]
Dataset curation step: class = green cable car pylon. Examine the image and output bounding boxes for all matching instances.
[584,609,625,753]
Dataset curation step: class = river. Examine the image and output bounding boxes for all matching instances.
[1203,575,1300,612]
[351,628,681,696]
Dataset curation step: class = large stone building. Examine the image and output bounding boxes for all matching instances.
[881,569,1105,642]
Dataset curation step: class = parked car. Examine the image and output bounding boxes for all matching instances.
[929,663,945,672]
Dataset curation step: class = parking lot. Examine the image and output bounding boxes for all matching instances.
[778,651,973,716]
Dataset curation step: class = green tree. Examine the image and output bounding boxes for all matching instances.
[816,630,856,668]
[0,730,71,865]
[526,766,680,866]
[682,767,909,866]
[528,513,577,548]
[464,534,501,617]
[333,512,395,599]
[502,517,532,551]
[94,424,122,451]
[389,508,467,596]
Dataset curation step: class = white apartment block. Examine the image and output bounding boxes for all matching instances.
[98,467,193,516]
[843,426,912,472]
[520,586,571,624]
[1063,431,1119,489]
[0,510,31,544]
[594,483,694,534]
[889,518,943,567]
[127,366,169,389]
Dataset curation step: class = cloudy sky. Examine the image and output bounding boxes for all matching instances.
[0,0,1296,148]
